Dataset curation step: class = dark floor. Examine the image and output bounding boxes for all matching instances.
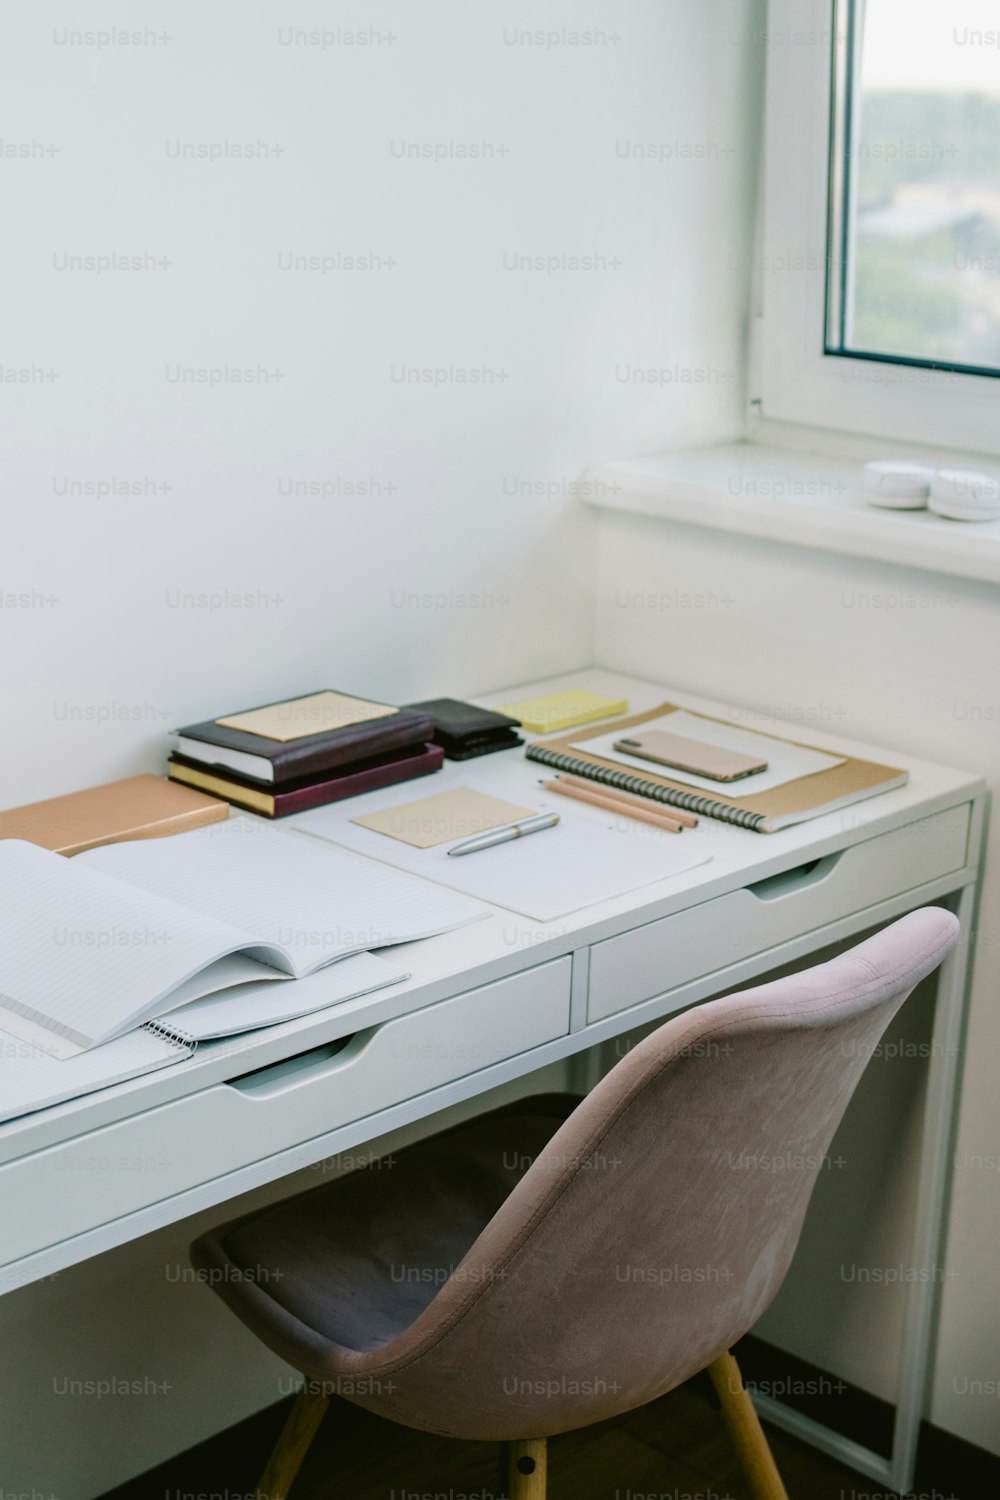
[107,1376,880,1500]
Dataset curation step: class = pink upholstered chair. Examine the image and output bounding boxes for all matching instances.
[191,906,958,1500]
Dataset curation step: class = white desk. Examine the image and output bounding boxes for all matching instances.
[0,669,984,1495]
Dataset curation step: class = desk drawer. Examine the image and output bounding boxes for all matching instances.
[587,805,969,1024]
[0,957,571,1267]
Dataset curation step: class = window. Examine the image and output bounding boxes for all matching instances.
[756,0,1000,453]
[828,0,1000,375]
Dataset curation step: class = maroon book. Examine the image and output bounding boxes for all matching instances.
[167,744,444,817]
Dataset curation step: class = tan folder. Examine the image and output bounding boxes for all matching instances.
[0,774,228,855]
[534,705,907,832]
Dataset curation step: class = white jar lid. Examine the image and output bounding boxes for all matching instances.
[862,460,934,498]
[931,468,1000,506]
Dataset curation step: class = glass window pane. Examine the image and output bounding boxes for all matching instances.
[832,0,1000,373]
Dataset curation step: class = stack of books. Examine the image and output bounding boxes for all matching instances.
[167,689,444,816]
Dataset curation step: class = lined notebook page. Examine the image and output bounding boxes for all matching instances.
[167,950,408,1040]
[79,819,487,974]
[0,1023,188,1124]
[155,952,288,1013]
[0,841,262,1055]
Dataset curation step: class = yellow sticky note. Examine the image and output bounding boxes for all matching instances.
[352,788,535,849]
[217,691,398,743]
[497,689,629,735]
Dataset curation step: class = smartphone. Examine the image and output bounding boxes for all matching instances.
[613,731,768,783]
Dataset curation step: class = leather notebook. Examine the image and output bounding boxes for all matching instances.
[0,774,228,856]
[406,697,523,760]
[174,690,434,785]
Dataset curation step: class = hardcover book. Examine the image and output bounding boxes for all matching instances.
[173,690,434,784]
[168,743,444,816]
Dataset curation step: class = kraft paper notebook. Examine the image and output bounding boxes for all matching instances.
[0,818,485,1058]
[352,788,535,848]
[0,774,227,855]
[217,691,398,740]
[526,704,907,833]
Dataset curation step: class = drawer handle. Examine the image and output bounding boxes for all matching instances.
[747,851,843,902]
[226,1029,377,1098]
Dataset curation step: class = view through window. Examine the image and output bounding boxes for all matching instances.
[827,0,1000,375]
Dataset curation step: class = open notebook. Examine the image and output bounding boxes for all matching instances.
[0,818,486,1059]
[0,949,405,1124]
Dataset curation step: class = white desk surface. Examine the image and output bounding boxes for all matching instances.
[0,666,982,1166]
[1,668,982,1494]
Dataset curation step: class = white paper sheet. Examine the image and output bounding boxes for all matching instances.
[300,787,711,921]
[571,710,843,797]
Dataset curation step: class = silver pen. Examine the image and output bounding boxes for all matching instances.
[446,812,560,858]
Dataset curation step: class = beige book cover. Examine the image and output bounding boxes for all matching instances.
[217,690,398,742]
[0,774,228,856]
[352,788,534,848]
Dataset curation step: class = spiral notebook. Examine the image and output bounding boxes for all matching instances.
[0,950,405,1124]
[526,704,907,833]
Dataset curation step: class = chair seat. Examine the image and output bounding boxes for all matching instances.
[193,1094,580,1363]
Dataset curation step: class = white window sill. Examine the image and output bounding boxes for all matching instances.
[581,442,1000,587]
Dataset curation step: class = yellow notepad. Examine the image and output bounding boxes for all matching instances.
[497,689,629,735]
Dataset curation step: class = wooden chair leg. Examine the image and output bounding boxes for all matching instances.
[708,1352,789,1500]
[256,1385,329,1500]
[507,1436,548,1499]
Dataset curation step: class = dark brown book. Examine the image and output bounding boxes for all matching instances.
[173,689,434,785]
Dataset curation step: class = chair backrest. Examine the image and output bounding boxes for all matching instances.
[376,907,959,1438]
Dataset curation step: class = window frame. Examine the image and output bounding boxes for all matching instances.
[754,0,1000,455]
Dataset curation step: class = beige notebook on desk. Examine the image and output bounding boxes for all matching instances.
[0,774,228,856]
[526,704,907,833]
[352,788,534,848]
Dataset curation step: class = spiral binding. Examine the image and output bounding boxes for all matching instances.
[526,744,766,832]
[140,1018,196,1053]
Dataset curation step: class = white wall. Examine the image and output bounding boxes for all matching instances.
[595,510,1000,1457]
[0,1,763,1493]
